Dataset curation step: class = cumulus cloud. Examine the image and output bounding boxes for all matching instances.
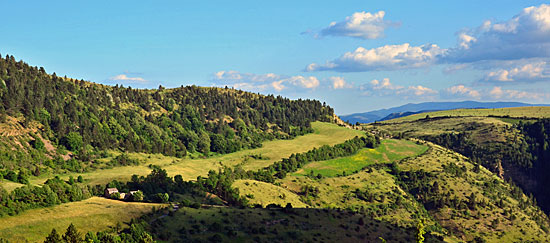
[441,85,481,99]
[286,76,320,89]
[109,74,147,83]
[360,78,437,98]
[316,11,398,39]
[439,85,548,101]
[211,70,319,92]
[482,61,550,83]
[330,77,353,89]
[307,4,550,74]
[406,85,438,96]
[488,86,549,100]
[306,43,445,72]
[370,78,403,90]
[444,4,550,63]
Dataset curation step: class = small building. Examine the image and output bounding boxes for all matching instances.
[104,188,119,198]
[119,193,126,200]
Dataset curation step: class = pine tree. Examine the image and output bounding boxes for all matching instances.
[44,228,62,243]
[62,223,82,243]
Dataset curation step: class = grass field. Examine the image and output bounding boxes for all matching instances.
[233,179,307,208]
[370,116,515,138]
[383,106,550,123]
[0,181,24,193]
[0,197,164,242]
[293,139,428,177]
[30,122,364,186]
[148,206,431,242]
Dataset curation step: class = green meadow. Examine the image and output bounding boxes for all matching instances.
[29,122,364,186]
[293,139,428,177]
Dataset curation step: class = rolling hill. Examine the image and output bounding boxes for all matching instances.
[1,54,550,242]
[340,101,549,124]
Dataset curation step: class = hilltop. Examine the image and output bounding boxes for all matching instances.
[368,107,550,214]
[340,101,548,124]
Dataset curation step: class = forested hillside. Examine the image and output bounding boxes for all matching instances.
[0,54,333,173]
[370,110,550,215]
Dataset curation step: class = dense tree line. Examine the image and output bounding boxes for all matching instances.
[41,221,155,243]
[422,132,534,170]
[101,165,247,206]
[0,54,333,171]
[0,176,91,217]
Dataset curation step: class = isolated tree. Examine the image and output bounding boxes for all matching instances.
[44,228,62,243]
[63,223,82,243]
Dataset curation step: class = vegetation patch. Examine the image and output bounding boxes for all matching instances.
[233,179,307,208]
[294,139,427,177]
[0,197,164,242]
[30,122,364,186]
[145,206,441,242]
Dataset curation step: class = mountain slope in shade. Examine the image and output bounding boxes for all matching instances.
[340,101,549,124]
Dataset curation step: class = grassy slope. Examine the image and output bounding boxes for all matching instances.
[280,168,433,230]
[399,141,550,242]
[233,139,432,228]
[236,138,550,242]
[29,122,363,186]
[233,180,307,208]
[0,181,24,193]
[383,106,550,123]
[0,122,359,241]
[0,197,165,242]
[293,139,427,177]
[148,206,436,243]
[370,116,518,143]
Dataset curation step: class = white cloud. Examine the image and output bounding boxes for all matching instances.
[330,77,353,89]
[306,43,445,72]
[440,85,549,101]
[109,74,147,83]
[444,4,550,63]
[360,78,437,98]
[482,61,550,83]
[211,70,319,92]
[488,86,549,100]
[307,4,550,73]
[370,78,403,90]
[442,85,481,99]
[316,11,398,39]
[405,85,438,96]
[287,76,320,89]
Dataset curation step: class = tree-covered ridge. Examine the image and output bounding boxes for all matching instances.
[0,54,334,171]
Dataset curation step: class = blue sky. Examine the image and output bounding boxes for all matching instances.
[2,1,550,114]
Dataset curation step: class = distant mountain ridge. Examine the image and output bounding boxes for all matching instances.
[340,101,550,124]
